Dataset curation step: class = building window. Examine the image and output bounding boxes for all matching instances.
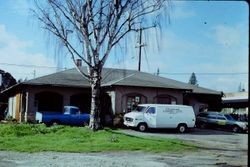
[127,96,141,113]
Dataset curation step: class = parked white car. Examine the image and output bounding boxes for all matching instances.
[123,104,196,133]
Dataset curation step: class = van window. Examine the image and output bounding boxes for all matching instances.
[136,106,146,112]
[147,107,156,114]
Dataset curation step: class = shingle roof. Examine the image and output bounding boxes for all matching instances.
[22,67,221,95]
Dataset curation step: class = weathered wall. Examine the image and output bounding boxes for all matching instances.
[114,86,184,114]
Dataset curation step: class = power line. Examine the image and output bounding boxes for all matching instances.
[1,62,248,76]
[159,72,248,76]
[0,62,66,69]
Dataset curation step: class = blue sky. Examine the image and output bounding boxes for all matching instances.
[0,0,248,93]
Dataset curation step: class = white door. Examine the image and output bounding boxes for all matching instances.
[144,107,156,128]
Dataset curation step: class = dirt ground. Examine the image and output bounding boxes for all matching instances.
[0,128,248,167]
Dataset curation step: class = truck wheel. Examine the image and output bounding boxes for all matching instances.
[177,124,187,133]
[83,121,89,127]
[137,123,147,132]
[51,120,60,126]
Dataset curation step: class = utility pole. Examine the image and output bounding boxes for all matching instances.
[33,70,36,79]
[138,28,143,71]
[136,25,155,71]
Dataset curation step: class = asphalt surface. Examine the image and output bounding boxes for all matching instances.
[0,128,248,167]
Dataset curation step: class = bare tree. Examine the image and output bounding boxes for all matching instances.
[33,0,169,131]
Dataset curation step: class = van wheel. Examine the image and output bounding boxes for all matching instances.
[137,123,147,132]
[177,124,187,133]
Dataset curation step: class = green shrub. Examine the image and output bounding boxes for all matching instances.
[0,124,67,137]
[0,124,34,137]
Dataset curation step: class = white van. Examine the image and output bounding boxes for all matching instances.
[123,104,196,133]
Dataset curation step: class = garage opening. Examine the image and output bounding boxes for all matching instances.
[100,93,112,125]
[70,93,91,113]
[154,94,177,104]
[35,91,63,112]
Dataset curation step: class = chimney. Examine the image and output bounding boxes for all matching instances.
[76,59,82,67]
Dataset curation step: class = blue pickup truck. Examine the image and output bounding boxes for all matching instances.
[35,106,90,126]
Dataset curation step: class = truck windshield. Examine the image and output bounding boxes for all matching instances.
[70,108,80,114]
[135,106,146,112]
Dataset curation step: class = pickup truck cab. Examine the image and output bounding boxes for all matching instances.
[36,106,90,126]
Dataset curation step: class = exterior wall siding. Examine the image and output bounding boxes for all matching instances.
[7,94,22,121]
[186,97,209,115]
[114,86,184,114]
[9,85,217,122]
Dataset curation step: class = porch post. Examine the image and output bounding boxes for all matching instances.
[24,92,28,122]
[109,91,116,115]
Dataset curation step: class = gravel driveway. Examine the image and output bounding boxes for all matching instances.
[0,128,248,167]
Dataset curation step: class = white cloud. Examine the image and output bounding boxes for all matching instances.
[106,26,248,92]
[211,25,242,47]
[171,7,195,20]
[0,24,57,80]
[170,1,196,20]
[0,25,32,49]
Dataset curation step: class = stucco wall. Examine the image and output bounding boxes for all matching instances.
[24,85,186,121]
[18,85,212,122]
[186,97,209,115]
[114,86,184,114]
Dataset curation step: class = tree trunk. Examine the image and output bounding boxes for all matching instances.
[89,70,102,131]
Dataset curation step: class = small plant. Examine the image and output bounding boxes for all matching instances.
[4,116,17,123]
[109,134,119,143]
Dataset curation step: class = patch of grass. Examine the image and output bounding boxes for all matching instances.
[0,124,198,153]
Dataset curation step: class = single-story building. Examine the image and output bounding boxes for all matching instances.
[222,92,248,109]
[222,92,248,121]
[0,67,222,123]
